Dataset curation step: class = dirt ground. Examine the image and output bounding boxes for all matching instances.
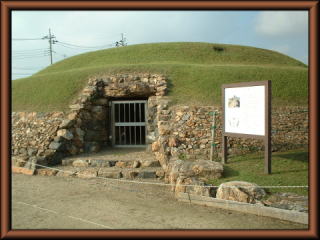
[11,173,307,230]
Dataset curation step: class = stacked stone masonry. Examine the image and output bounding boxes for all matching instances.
[12,73,167,169]
[153,105,308,161]
[12,73,308,174]
[12,112,66,168]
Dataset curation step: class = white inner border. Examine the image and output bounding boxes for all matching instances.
[224,85,265,136]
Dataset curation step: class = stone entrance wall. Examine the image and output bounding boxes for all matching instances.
[12,73,308,172]
[12,73,168,169]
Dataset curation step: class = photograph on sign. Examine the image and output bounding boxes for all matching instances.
[225,85,265,136]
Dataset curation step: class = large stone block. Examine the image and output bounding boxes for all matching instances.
[191,160,223,179]
[59,119,75,129]
[166,159,223,183]
[57,129,74,140]
[216,181,266,204]
[12,156,28,167]
[151,141,160,152]
[36,169,58,176]
[115,161,140,168]
[12,166,35,175]
[98,168,122,179]
[72,159,89,167]
[168,137,178,147]
[56,170,76,177]
[77,168,98,179]
[75,128,85,138]
[122,170,139,179]
[137,170,157,179]
[49,141,62,150]
[141,160,161,168]
[154,152,169,170]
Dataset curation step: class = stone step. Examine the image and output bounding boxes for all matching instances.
[45,165,165,180]
[61,158,161,169]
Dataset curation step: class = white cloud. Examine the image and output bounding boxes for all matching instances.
[255,11,308,37]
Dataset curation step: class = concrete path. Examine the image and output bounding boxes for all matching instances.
[12,174,307,230]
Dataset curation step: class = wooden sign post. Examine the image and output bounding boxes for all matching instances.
[222,80,271,174]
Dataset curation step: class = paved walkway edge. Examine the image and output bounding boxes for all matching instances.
[176,192,308,225]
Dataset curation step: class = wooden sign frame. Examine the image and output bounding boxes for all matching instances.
[222,80,271,174]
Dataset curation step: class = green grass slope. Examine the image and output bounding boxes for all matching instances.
[12,42,308,112]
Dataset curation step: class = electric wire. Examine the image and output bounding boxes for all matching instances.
[56,40,114,49]
[14,54,50,60]
[12,38,44,41]
[12,66,46,70]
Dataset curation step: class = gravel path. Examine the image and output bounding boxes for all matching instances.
[11,174,307,230]
[61,148,155,162]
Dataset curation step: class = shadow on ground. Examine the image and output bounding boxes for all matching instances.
[273,151,308,163]
[222,165,239,178]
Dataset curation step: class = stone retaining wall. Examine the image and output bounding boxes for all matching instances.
[12,112,67,168]
[152,105,308,162]
[12,73,308,171]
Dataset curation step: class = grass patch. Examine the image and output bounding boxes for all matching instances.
[207,149,308,196]
[12,42,308,112]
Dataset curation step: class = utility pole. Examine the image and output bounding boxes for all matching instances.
[115,33,127,47]
[121,33,124,46]
[42,28,57,64]
[49,28,53,64]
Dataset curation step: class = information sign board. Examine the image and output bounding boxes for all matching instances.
[221,81,271,174]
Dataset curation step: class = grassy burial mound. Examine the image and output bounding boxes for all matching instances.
[12,42,308,112]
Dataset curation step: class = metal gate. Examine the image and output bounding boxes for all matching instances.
[111,100,147,147]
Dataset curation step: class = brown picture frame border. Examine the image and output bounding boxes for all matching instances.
[221,80,271,174]
[1,0,318,238]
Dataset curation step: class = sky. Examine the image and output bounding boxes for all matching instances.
[11,11,308,80]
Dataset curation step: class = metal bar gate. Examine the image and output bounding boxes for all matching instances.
[111,100,147,147]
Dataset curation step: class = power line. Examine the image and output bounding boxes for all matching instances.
[12,67,43,71]
[54,43,82,50]
[12,31,126,65]
[13,52,50,57]
[13,48,49,53]
[12,73,33,76]
[12,66,46,70]
[12,38,43,41]
[14,54,50,60]
[52,50,67,58]
[55,42,91,50]
[12,51,50,57]
[12,69,37,71]
[56,41,114,49]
